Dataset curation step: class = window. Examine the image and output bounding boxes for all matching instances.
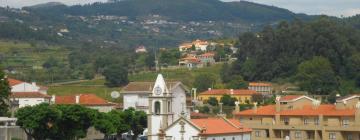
[342,118,349,127]
[154,101,161,115]
[295,131,302,139]
[304,118,309,125]
[314,118,319,125]
[348,134,353,140]
[232,137,235,140]
[223,138,226,140]
[329,133,336,140]
[255,131,261,137]
[282,118,289,125]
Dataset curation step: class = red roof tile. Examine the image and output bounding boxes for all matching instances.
[7,78,24,86]
[11,92,51,98]
[279,95,302,102]
[199,89,257,96]
[249,82,272,87]
[191,118,251,135]
[200,52,215,57]
[55,94,116,106]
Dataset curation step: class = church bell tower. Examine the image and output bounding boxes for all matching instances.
[147,74,174,140]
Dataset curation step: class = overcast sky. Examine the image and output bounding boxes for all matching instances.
[0,0,359,17]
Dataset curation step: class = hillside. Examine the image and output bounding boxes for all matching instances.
[26,0,301,23]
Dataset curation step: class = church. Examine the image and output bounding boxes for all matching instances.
[147,74,252,140]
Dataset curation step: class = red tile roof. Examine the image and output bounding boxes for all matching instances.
[235,104,356,117]
[7,78,24,86]
[199,89,257,96]
[249,82,271,87]
[200,52,215,57]
[55,94,116,106]
[11,92,51,98]
[191,118,251,135]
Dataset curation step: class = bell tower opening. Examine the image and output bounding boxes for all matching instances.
[154,101,161,115]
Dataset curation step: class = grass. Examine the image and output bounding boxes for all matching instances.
[129,64,223,87]
[48,85,122,103]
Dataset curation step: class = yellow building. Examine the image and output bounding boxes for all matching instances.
[198,89,257,104]
[234,95,360,140]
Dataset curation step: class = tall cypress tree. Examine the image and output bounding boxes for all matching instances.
[0,66,10,116]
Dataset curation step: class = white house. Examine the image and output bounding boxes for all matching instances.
[10,92,51,108]
[8,78,48,94]
[160,116,252,140]
[121,80,190,114]
[8,78,50,108]
[53,94,118,112]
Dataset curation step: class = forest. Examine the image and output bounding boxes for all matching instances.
[226,17,360,98]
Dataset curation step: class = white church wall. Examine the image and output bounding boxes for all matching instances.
[123,94,139,109]
[171,86,187,120]
[165,120,200,140]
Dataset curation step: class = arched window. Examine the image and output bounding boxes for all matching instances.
[168,101,171,113]
[154,101,161,115]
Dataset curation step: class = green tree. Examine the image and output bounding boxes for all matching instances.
[193,73,216,92]
[225,75,248,89]
[296,56,339,95]
[207,97,218,106]
[0,66,10,116]
[43,56,59,69]
[103,64,129,87]
[53,105,97,140]
[123,108,147,140]
[220,62,231,83]
[16,104,61,140]
[220,95,237,106]
[94,112,117,139]
[145,53,155,70]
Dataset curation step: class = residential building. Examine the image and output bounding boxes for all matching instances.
[198,52,215,65]
[10,92,51,108]
[179,56,202,69]
[121,78,190,114]
[135,45,147,53]
[178,39,209,52]
[159,116,252,140]
[248,82,272,95]
[53,94,117,112]
[234,95,360,140]
[8,78,48,94]
[198,89,257,104]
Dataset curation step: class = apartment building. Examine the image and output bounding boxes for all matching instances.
[234,95,360,140]
[248,82,272,95]
[198,89,257,104]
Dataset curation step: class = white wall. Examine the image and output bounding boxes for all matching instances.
[165,119,200,140]
[171,86,188,120]
[11,83,40,93]
[87,106,114,113]
[206,133,251,140]
[16,98,48,108]
[123,94,149,112]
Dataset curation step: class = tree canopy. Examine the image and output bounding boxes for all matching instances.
[0,65,10,116]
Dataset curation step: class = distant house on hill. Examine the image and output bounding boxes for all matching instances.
[135,45,147,53]
[198,52,215,65]
[248,82,272,95]
[178,56,202,69]
[178,39,210,52]
[53,94,118,112]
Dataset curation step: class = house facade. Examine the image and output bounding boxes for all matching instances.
[198,52,215,65]
[53,94,117,112]
[8,78,48,94]
[198,89,257,104]
[234,95,360,140]
[178,39,209,52]
[179,56,203,69]
[248,82,272,95]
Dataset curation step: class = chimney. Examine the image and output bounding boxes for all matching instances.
[208,88,212,91]
[230,89,234,95]
[312,100,321,109]
[75,95,80,104]
[253,102,258,113]
[51,95,56,104]
[275,95,281,112]
[234,101,240,113]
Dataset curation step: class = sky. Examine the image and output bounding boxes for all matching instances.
[0,0,359,17]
